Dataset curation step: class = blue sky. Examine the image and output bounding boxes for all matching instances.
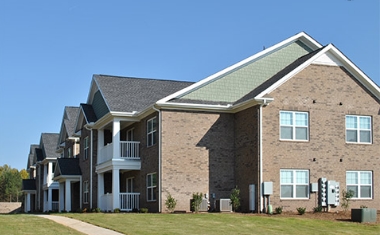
[0,1,379,170]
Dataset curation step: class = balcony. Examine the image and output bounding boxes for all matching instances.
[99,141,140,164]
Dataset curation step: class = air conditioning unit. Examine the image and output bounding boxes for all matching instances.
[190,198,209,212]
[216,199,232,212]
[199,199,209,212]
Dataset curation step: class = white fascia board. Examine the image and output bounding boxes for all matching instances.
[158,32,322,104]
[156,102,233,112]
[255,44,380,100]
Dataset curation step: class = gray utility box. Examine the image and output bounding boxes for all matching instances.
[263,182,273,195]
[351,208,377,223]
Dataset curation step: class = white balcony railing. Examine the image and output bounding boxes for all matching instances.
[120,193,140,212]
[52,201,59,211]
[99,141,140,164]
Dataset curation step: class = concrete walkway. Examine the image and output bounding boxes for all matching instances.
[35,214,124,235]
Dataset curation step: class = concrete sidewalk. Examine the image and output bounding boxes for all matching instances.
[35,214,124,235]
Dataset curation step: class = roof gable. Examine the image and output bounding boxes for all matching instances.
[88,75,194,117]
[54,158,82,178]
[58,107,80,145]
[158,32,322,106]
[40,133,60,160]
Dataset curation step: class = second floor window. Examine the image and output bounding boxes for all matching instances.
[84,137,89,160]
[147,117,157,147]
[280,111,308,141]
[346,115,372,143]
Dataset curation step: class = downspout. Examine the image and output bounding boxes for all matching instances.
[259,104,263,213]
[152,105,162,213]
[85,122,95,208]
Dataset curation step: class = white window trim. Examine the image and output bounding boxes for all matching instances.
[345,115,372,144]
[346,171,373,199]
[279,111,309,141]
[147,173,157,202]
[280,169,309,199]
[147,117,157,147]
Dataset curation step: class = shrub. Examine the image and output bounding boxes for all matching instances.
[296,207,306,215]
[92,208,101,213]
[341,189,354,211]
[165,193,177,213]
[140,208,148,213]
[230,186,241,212]
[275,206,283,214]
[313,206,322,213]
[113,208,120,213]
[191,192,203,213]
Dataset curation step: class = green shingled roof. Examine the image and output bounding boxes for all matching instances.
[179,40,313,103]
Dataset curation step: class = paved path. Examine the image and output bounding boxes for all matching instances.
[35,214,124,235]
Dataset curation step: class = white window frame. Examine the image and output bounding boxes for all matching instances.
[346,171,372,199]
[147,117,157,147]
[83,181,89,204]
[146,173,157,202]
[84,137,89,160]
[345,115,372,144]
[280,169,309,199]
[280,111,309,141]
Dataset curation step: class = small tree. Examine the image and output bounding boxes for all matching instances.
[230,186,240,212]
[341,189,354,211]
[165,193,177,213]
[191,192,203,213]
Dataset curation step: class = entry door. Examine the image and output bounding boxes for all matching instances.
[126,177,134,193]
[127,129,134,141]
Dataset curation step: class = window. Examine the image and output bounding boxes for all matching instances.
[147,173,157,201]
[346,115,372,143]
[127,129,134,141]
[84,137,89,160]
[147,117,157,147]
[67,147,72,158]
[280,111,308,141]
[83,181,89,204]
[280,169,309,199]
[346,171,372,199]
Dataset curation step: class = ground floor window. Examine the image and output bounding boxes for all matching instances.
[346,171,372,199]
[84,181,89,204]
[280,169,309,199]
[147,173,157,201]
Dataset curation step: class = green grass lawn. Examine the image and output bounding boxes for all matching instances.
[0,214,83,235]
[63,212,379,235]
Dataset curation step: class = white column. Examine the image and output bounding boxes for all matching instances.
[65,180,71,212]
[48,162,53,185]
[43,165,47,185]
[98,173,104,210]
[112,168,120,210]
[47,188,52,211]
[98,129,104,164]
[113,119,121,158]
[59,183,65,212]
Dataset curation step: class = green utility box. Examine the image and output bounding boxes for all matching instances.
[351,208,377,223]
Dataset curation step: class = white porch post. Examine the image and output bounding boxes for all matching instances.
[47,188,52,211]
[59,182,64,212]
[98,129,104,164]
[113,119,121,158]
[98,173,104,210]
[65,180,71,212]
[47,162,53,185]
[112,168,120,210]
